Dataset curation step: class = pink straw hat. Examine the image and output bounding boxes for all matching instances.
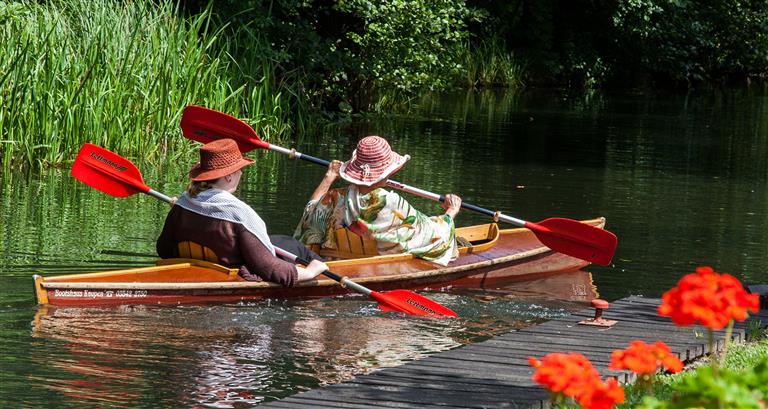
[189,138,254,181]
[339,136,410,186]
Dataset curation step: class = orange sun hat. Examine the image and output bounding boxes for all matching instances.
[189,138,255,181]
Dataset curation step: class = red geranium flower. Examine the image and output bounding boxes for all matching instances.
[609,340,683,375]
[529,352,601,398]
[577,378,626,409]
[658,266,760,329]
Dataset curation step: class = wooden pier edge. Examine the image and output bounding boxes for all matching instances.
[261,296,768,408]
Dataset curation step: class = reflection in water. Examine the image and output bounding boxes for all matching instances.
[29,271,595,408]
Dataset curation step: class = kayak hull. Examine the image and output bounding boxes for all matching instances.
[34,218,606,306]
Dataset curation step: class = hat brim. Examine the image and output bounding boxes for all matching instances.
[189,157,254,181]
[339,153,410,186]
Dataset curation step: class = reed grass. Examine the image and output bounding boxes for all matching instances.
[460,38,525,89]
[0,0,301,170]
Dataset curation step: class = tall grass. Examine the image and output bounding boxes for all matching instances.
[0,0,300,170]
[459,38,525,90]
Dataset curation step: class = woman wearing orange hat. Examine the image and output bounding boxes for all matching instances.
[157,138,328,285]
[294,136,462,266]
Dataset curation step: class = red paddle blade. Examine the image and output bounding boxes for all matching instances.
[71,144,149,197]
[180,105,269,153]
[525,218,617,266]
[372,289,458,317]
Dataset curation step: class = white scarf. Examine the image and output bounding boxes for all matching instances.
[175,189,275,255]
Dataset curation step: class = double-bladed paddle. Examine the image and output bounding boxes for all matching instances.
[71,143,458,318]
[180,105,618,266]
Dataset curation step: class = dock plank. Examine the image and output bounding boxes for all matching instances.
[261,296,766,408]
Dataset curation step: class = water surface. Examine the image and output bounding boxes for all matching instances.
[2,87,767,407]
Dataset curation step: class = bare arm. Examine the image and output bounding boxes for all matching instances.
[309,160,343,201]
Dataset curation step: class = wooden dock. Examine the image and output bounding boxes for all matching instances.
[262,296,767,408]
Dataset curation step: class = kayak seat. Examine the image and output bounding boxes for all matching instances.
[456,223,499,254]
[312,227,379,259]
[177,241,220,264]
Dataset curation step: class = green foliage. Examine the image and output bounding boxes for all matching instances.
[195,0,484,112]
[637,360,768,409]
[5,0,768,170]
[722,338,768,370]
[606,340,768,409]
[747,320,767,341]
[543,341,768,409]
[466,0,618,88]
[335,0,480,107]
[466,0,768,88]
[613,0,768,84]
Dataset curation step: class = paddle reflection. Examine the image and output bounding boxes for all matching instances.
[29,270,596,408]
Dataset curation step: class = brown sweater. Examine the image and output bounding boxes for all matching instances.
[156,206,298,286]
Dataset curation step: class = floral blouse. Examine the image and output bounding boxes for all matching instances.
[293,185,458,265]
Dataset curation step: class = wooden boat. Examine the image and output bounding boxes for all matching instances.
[33,218,606,306]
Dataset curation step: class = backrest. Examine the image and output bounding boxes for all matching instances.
[177,241,220,263]
[311,228,379,259]
[334,227,379,256]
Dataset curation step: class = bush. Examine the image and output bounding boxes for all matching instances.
[613,0,768,85]
[197,0,482,112]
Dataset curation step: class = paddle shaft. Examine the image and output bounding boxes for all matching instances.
[274,248,457,317]
[265,145,527,226]
[147,189,174,203]
[274,249,373,296]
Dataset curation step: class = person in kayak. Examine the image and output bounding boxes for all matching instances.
[294,135,462,266]
[156,138,328,285]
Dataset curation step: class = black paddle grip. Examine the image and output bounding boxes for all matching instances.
[460,202,496,217]
[300,154,330,167]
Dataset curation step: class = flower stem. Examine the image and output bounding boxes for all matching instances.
[719,320,734,367]
[708,328,719,378]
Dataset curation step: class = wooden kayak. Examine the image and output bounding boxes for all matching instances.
[33,218,607,306]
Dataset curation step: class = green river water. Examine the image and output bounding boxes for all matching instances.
[1,88,767,407]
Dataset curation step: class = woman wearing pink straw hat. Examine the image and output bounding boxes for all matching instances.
[156,138,329,285]
[294,136,462,266]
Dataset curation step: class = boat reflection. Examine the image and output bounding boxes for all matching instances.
[30,270,596,408]
[30,306,463,407]
[451,269,597,303]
